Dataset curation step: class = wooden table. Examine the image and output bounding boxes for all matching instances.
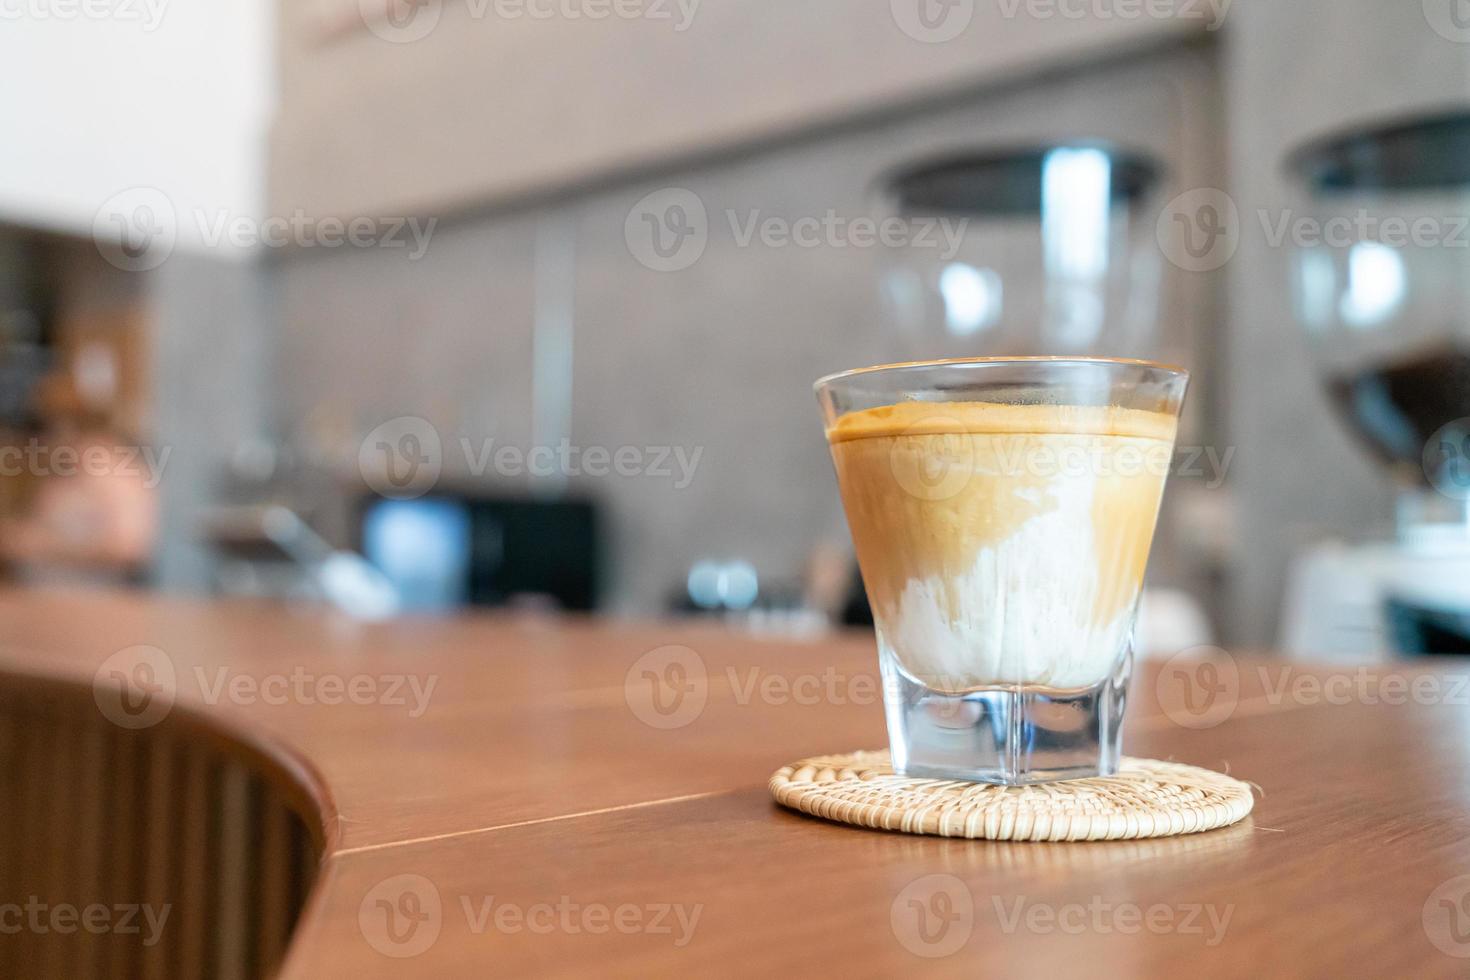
[3,586,1470,978]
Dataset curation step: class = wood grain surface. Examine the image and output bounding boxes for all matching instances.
[2,586,1469,978]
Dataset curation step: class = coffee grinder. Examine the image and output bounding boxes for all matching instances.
[1282,111,1470,657]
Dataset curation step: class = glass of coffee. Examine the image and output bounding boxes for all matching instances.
[815,357,1188,784]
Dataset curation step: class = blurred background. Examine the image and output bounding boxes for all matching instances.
[3,0,1470,659]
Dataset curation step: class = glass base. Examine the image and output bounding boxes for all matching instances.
[880,649,1131,786]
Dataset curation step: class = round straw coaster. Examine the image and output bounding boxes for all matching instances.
[770,751,1254,842]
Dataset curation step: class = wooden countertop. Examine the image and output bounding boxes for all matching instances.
[3,586,1470,978]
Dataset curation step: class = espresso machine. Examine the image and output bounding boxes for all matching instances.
[1281,111,1470,657]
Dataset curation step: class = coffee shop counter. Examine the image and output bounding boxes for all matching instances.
[1,586,1467,977]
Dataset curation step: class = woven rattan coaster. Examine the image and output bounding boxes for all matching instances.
[770,750,1254,842]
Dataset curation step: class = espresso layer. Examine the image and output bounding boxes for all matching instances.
[828,401,1176,690]
[827,400,1178,443]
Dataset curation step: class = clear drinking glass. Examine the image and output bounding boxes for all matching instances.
[815,357,1188,784]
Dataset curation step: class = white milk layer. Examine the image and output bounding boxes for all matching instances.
[878,477,1135,691]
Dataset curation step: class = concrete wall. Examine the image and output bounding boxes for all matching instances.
[270,0,1212,217]
[149,254,273,589]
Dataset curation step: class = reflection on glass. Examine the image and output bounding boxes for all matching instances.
[1340,241,1407,329]
[1042,147,1112,281]
[1042,147,1113,349]
[1293,248,1337,334]
[939,262,1002,336]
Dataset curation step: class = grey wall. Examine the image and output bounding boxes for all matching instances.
[271,0,1207,218]
[150,253,272,589]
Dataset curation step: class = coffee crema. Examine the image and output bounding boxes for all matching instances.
[827,401,1177,691]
